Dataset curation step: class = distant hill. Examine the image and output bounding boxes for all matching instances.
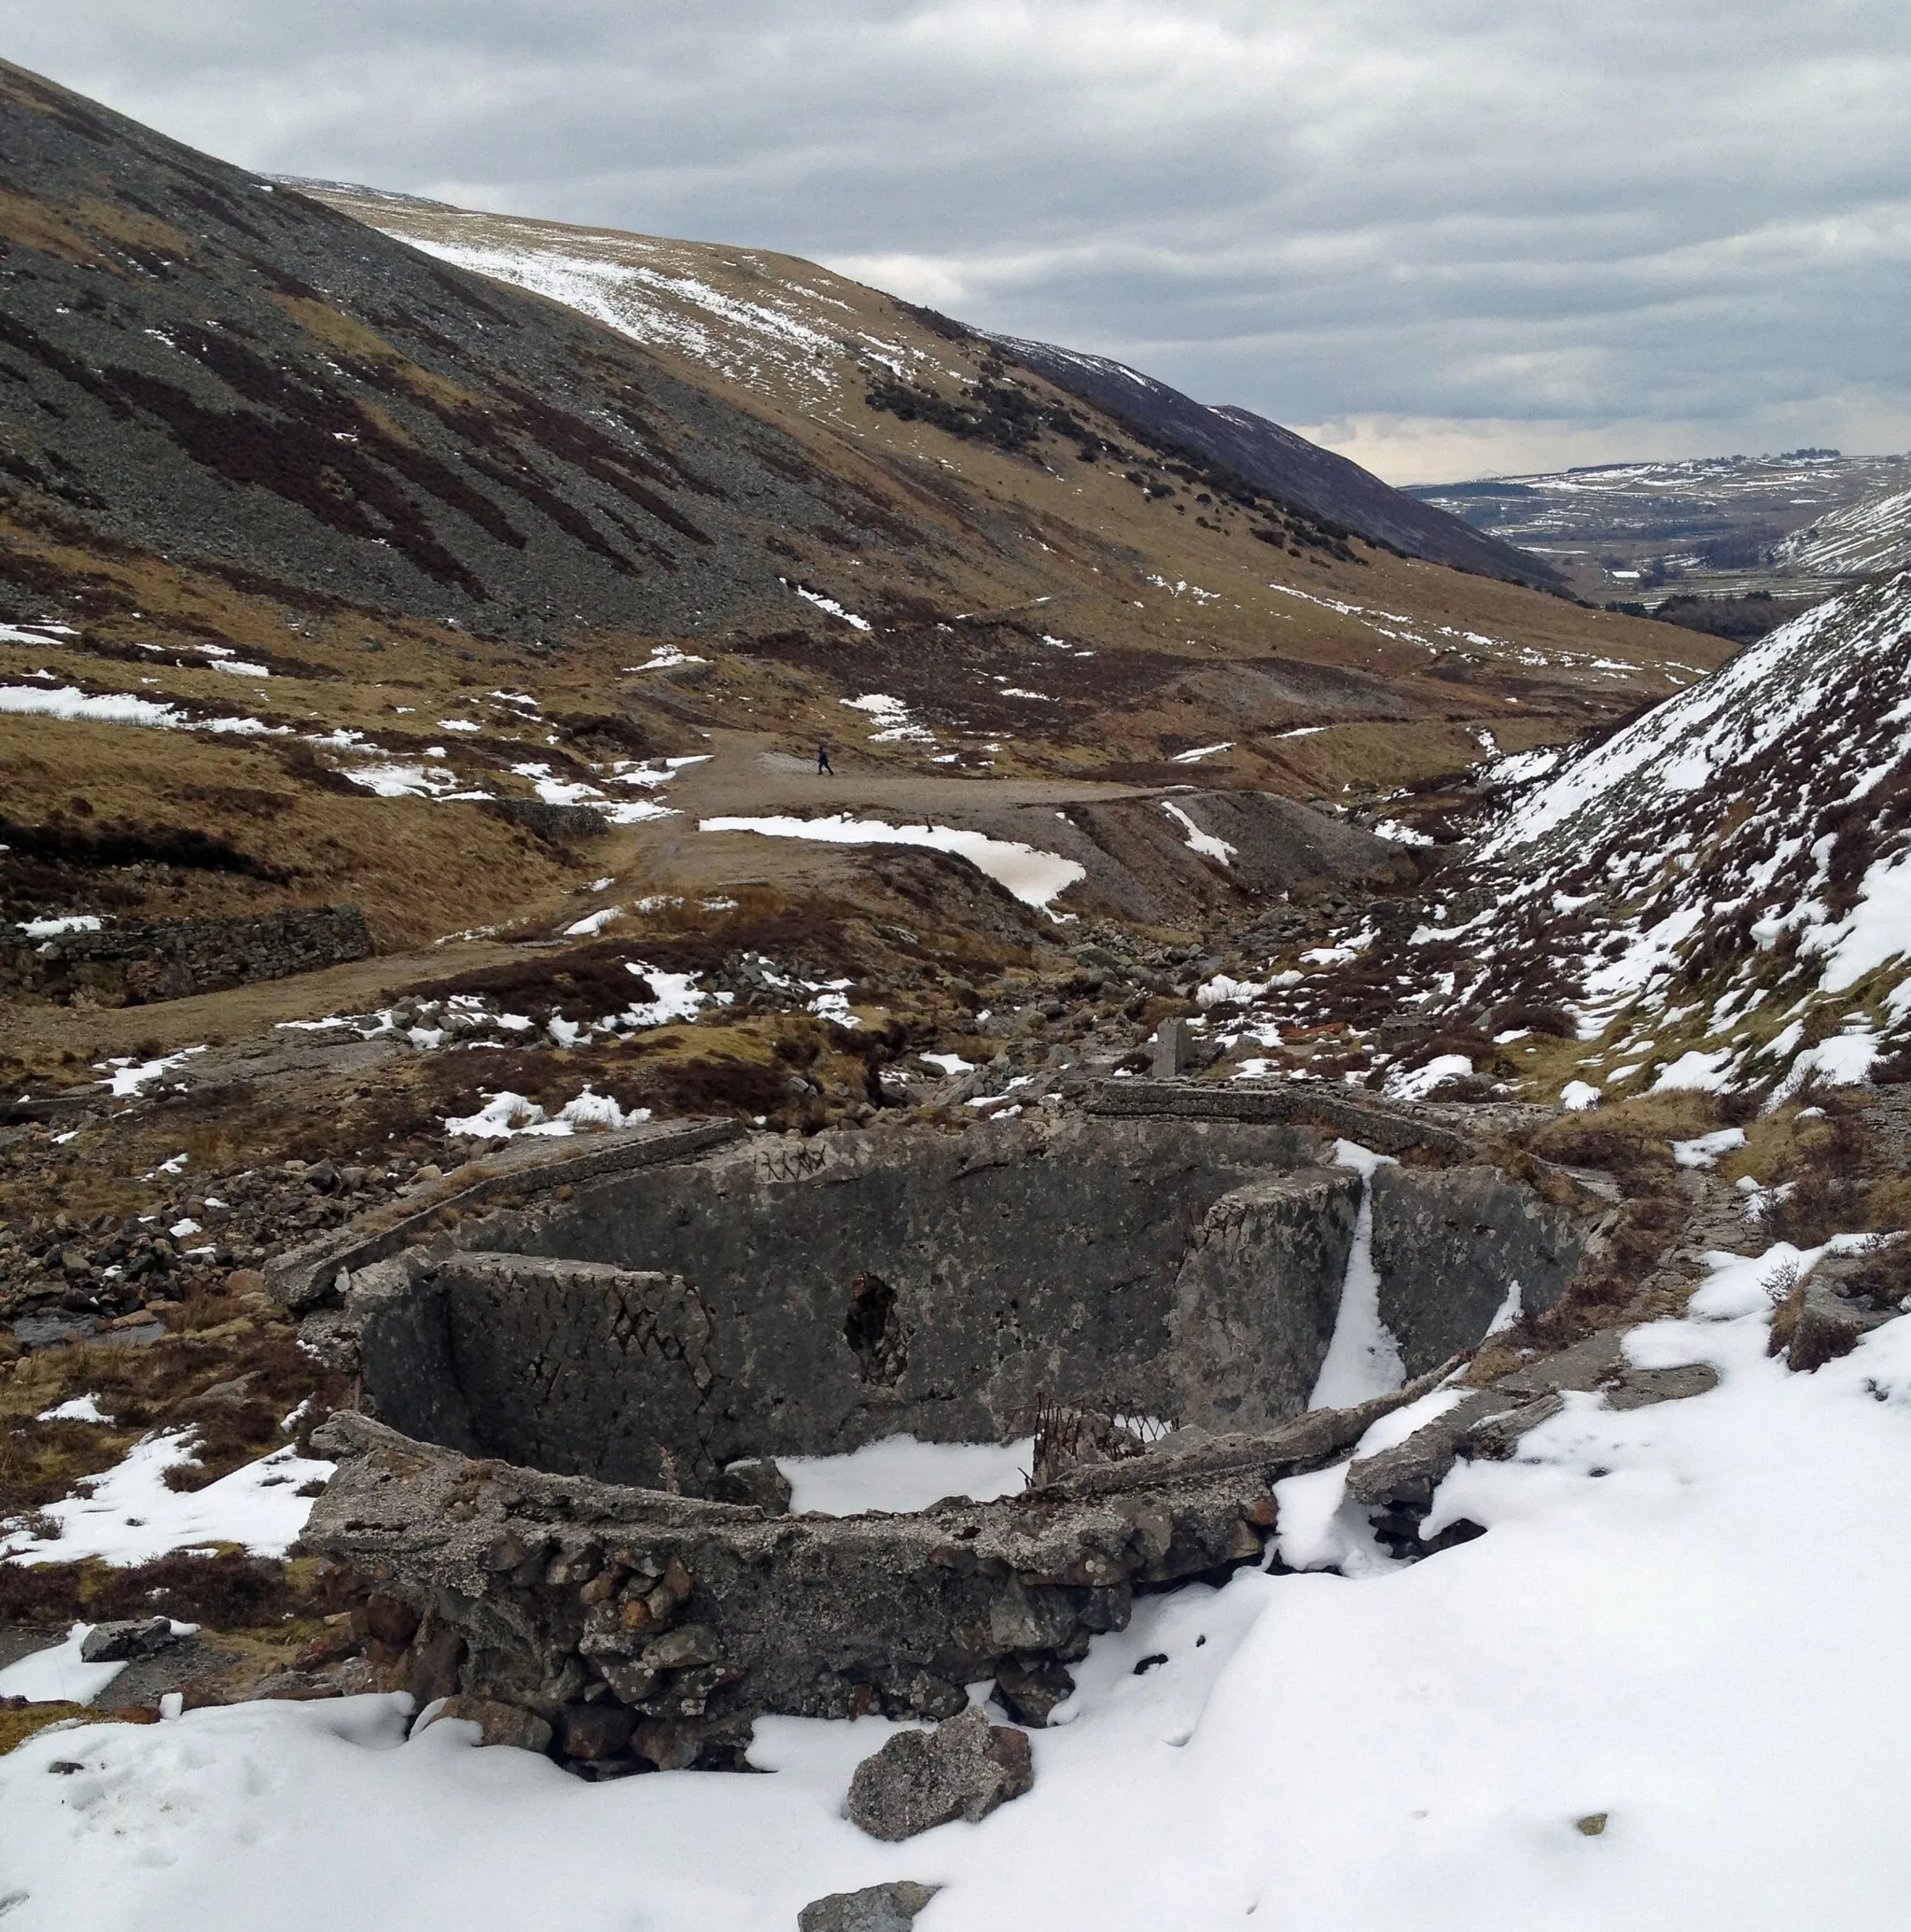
[1408,451,1911,605]
[989,336,1565,592]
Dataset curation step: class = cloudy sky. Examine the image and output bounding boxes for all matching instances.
[10,2,1907,482]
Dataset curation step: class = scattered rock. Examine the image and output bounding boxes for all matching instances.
[556,1701,634,1760]
[709,1458,793,1515]
[992,1658,1075,1727]
[79,1617,186,1663]
[798,1881,941,1932]
[845,1705,1033,1841]
[1576,1812,1609,1836]
[1784,1276,1891,1374]
[423,1695,554,1754]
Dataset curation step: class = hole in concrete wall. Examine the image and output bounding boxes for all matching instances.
[844,1270,905,1383]
[339,1113,1591,1502]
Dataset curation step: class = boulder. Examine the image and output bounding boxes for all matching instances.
[79,1617,185,1663]
[845,1705,1033,1841]
[798,1882,941,1932]
[1787,1277,1892,1374]
[709,1459,793,1515]
[423,1695,554,1754]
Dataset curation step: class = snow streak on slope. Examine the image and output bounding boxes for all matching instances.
[1438,570,1911,1095]
[1775,483,1911,579]
[343,208,959,411]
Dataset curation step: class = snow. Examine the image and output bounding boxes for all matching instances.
[627,646,707,671]
[563,906,623,937]
[1307,1141,1406,1407]
[918,1053,974,1076]
[0,1625,133,1707]
[16,915,103,937]
[1,1435,334,1566]
[774,1435,1034,1516]
[10,1245,1911,1929]
[343,762,470,800]
[1158,801,1235,866]
[699,814,1084,909]
[36,1393,112,1423]
[1370,818,1435,845]
[0,684,181,727]
[0,684,280,737]
[443,1088,652,1140]
[1799,847,1911,990]
[1650,1047,1736,1093]
[788,583,872,631]
[840,693,935,744]
[1672,1127,1748,1169]
[1387,1051,1472,1101]
[1168,741,1233,763]
[98,1046,206,1099]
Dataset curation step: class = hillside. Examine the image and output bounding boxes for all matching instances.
[1202,569,1911,1110]
[1774,482,1911,581]
[1410,450,1911,606]
[987,334,1562,590]
[0,58,1724,982]
[296,177,1710,799]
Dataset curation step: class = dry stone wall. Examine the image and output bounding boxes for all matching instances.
[1,903,371,1004]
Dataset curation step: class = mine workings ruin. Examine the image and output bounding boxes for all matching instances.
[280,1085,1593,1772]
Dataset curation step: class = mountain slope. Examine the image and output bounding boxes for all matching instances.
[1775,483,1911,581]
[0,63,1734,964]
[988,336,1564,590]
[1238,569,1911,1103]
[1448,567,1911,1098]
[0,63,914,641]
[294,182,1723,785]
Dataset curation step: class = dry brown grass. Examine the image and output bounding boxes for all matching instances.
[1,1292,349,1519]
[0,715,589,947]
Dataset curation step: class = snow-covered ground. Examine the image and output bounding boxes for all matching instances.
[7,1242,1911,1929]
[773,1435,1033,1516]
[698,814,1085,910]
[0,1433,333,1567]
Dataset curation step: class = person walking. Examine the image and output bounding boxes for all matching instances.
[816,741,833,776]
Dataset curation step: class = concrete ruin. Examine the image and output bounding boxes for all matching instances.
[286,1085,1597,1774]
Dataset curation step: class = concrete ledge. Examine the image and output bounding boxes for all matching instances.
[267,1117,746,1311]
[304,1358,1456,1765]
[1085,1077,1478,1157]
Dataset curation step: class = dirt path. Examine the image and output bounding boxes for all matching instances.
[617,730,1154,894]
[2,937,526,1064]
[6,736,1156,1068]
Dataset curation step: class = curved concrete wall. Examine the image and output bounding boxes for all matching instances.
[344,1115,1586,1495]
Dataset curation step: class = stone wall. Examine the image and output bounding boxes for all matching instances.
[307,1375,1444,1769]
[323,1112,1587,1493]
[295,1100,1597,1774]
[0,903,371,1005]
[356,1114,1337,1482]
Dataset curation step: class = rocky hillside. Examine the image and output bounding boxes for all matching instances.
[1457,567,1911,1099]
[987,336,1562,590]
[1225,569,1911,1106]
[0,66,901,640]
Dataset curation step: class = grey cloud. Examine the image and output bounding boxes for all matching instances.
[7,1,1909,478]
